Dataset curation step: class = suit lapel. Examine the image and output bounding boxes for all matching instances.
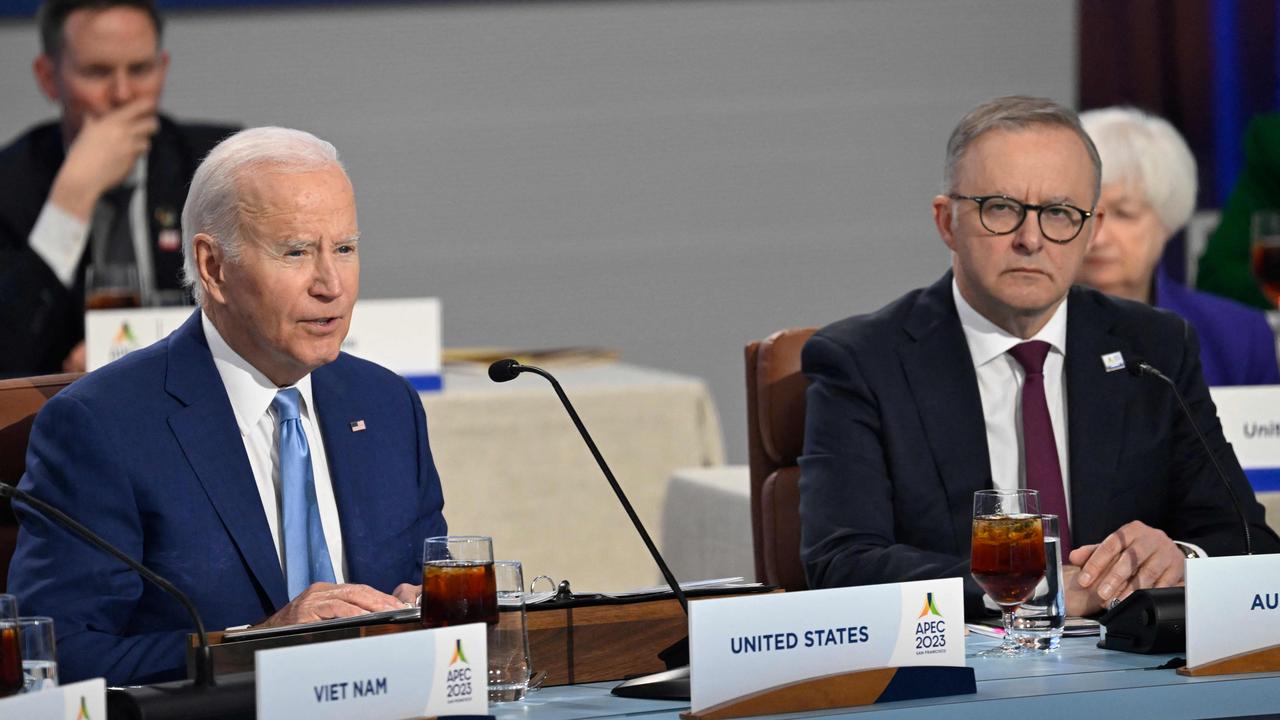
[1064,288,1132,546]
[165,313,289,610]
[311,361,374,583]
[145,119,189,292]
[898,274,992,553]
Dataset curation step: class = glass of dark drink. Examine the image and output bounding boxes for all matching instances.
[971,489,1044,657]
[1251,211,1280,307]
[421,536,498,629]
[85,264,142,310]
[0,594,20,698]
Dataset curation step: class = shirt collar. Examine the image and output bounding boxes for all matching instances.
[202,311,316,435]
[952,278,1068,368]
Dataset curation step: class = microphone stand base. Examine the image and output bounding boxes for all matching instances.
[107,672,255,720]
[612,665,690,701]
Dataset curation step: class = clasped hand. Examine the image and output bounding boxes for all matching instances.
[255,582,421,629]
[1063,520,1185,616]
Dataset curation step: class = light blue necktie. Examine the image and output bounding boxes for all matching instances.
[273,388,337,599]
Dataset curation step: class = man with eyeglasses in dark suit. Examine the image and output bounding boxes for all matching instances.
[799,95,1279,620]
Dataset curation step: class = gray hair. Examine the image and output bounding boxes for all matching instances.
[181,126,344,305]
[943,95,1102,203]
[1080,106,1197,233]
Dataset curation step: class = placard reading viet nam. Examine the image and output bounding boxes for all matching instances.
[688,578,966,716]
[255,623,487,720]
[1185,555,1280,672]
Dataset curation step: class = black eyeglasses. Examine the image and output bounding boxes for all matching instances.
[948,194,1094,243]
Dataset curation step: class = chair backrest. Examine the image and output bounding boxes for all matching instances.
[0,373,81,591]
[745,327,816,591]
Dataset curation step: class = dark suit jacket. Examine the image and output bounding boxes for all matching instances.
[799,272,1280,617]
[0,116,236,375]
[6,313,447,685]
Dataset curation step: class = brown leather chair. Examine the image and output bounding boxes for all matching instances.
[0,373,81,591]
[745,327,816,591]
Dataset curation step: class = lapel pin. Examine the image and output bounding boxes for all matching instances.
[350,420,367,432]
[1101,351,1126,373]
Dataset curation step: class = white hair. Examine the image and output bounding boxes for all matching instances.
[1080,107,1198,233]
[181,126,344,305]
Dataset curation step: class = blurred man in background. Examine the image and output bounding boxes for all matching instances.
[0,0,236,375]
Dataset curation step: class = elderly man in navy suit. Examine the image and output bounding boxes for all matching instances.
[799,96,1279,620]
[8,127,446,685]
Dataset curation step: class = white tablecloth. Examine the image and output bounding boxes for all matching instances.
[422,362,724,591]
[660,465,754,584]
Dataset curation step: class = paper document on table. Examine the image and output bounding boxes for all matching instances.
[223,605,421,640]
[520,577,765,606]
[601,576,761,598]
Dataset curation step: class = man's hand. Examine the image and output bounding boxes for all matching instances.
[254,583,406,629]
[62,341,86,373]
[392,583,421,606]
[1067,520,1185,611]
[49,98,159,221]
[1063,565,1132,616]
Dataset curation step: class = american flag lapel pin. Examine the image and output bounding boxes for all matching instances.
[350,420,367,432]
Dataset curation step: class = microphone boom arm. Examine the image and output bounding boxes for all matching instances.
[0,481,217,686]
[1133,361,1253,556]
[510,363,690,613]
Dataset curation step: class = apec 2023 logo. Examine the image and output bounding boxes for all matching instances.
[914,593,947,654]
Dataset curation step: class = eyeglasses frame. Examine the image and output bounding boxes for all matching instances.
[948,193,1095,244]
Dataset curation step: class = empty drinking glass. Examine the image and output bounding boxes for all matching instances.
[488,560,533,703]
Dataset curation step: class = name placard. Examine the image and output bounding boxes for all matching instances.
[1208,385,1280,492]
[687,578,968,718]
[255,623,487,719]
[1184,554,1280,673]
[86,297,443,390]
[0,678,105,719]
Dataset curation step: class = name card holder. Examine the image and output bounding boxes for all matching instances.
[0,678,105,719]
[682,579,974,720]
[256,623,487,719]
[1177,555,1280,677]
[679,665,976,720]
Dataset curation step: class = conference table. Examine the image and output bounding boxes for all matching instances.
[497,636,1280,720]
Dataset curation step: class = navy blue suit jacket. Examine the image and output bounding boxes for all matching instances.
[7,312,447,685]
[799,273,1279,617]
[1154,270,1280,387]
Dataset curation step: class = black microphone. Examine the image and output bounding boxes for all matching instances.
[1124,356,1252,555]
[488,358,692,699]
[488,358,521,383]
[0,481,254,719]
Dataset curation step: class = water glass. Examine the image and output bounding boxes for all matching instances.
[0,595,19,698]
[1012,514,1066,652]
[488,560,533,703]
[16,617,57,692]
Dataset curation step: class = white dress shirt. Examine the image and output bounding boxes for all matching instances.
[953,279,1073,526]
[202,312,347,583]
[28,159,154,298]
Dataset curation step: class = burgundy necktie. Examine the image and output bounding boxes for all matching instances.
[1008,341,1073,554]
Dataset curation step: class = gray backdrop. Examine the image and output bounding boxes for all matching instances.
[0,0,1076,463]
